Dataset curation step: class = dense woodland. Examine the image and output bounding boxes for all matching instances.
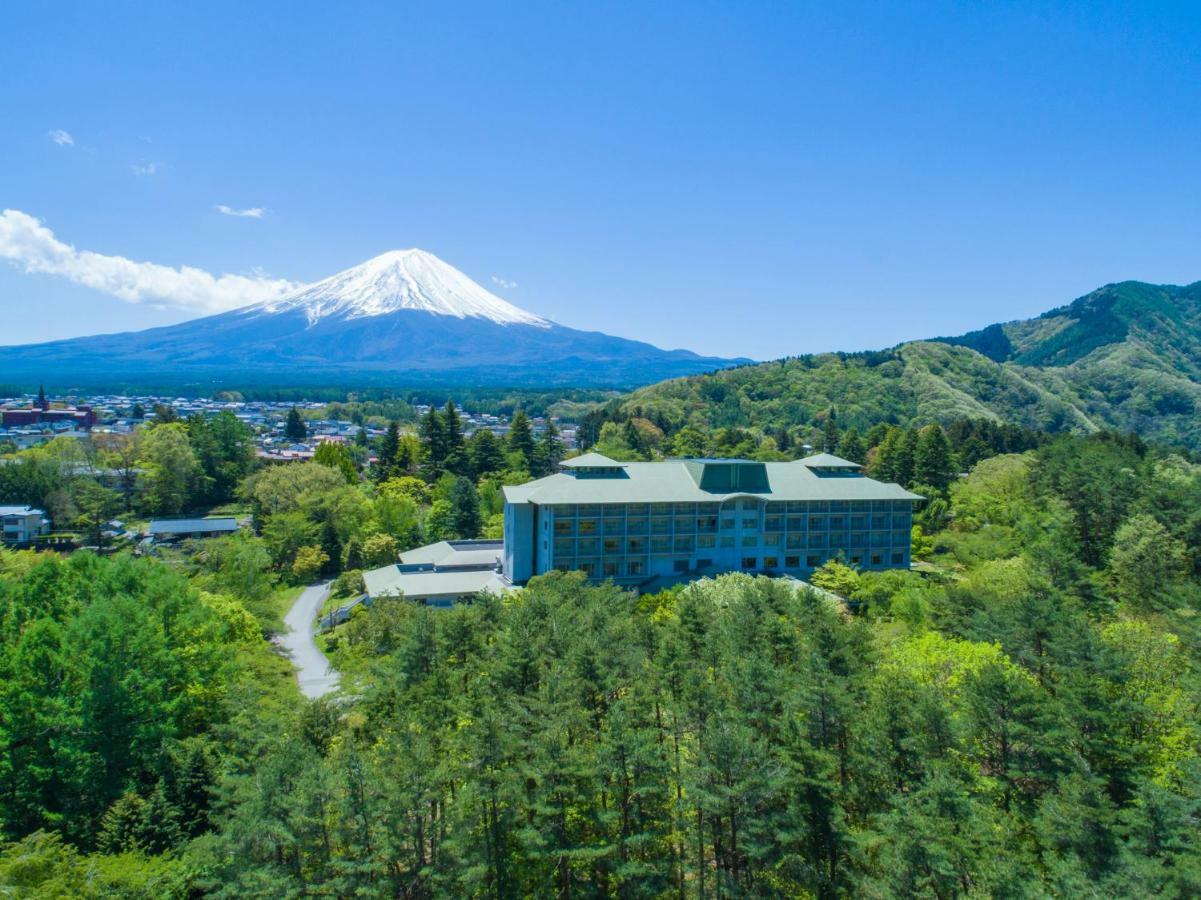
[1,413,1199,896]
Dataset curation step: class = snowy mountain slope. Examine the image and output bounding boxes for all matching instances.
[255,249,550,327]
[1,249,746,388]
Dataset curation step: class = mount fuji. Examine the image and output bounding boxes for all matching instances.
[1,250,746,388]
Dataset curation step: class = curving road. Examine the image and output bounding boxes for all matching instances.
[280,581,340,699]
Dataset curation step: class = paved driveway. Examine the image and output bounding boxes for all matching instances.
[280,581,340,699]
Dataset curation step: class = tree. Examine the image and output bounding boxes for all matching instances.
[914,424,955,490]
[508,410,535,470]
[822,411,840,452]
[810,558,861,596]
[442,401,468,476]
[292,545,330,581]
[425,499,457,542]
[313,441,357,483]
[449,477,482,539]
[1107,514,1187,608]
[138,423,200,515]
[361,533,400,567]
[419,407,447,482]
[376,420,401,482]
[261,510,319,568]
[130,402,146,420]
[284,407,308,443]
[532,419,564,476]
[72,479,119,547]
[467,429,507,479]
[36,384,48,410]
[671,425,709,458]
[838,427,866,464]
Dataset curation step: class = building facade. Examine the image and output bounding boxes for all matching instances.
[0,506,51,545]
[503,453,921,588]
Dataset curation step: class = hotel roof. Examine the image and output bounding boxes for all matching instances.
[503,456,922,505]
[363,566,508,600]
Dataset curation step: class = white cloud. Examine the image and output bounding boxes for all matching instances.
[216,204,266,219]
[48,129,74,146]
[0,208,302,313]
[491,275,518,289]
[130,161,163,176]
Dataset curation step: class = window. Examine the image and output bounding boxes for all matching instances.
[627,559,644,575]
[721,517,736,530]
[580,562,597,577]
[764,556,779,569]
[697,516,718,532]
[742,535,757,547]
[554,520,574,535]
[673,559,690,573]
[871,554,883,566]
[674,536,694,553]
[651,517,672,534]
[578,538,599,555]
[603,517,624,534]
[850,554,862,565]
[627,517,648,534]
[627,537,645,553]
[696,558,713,569]
[603,561,619,576]
[720,536,735,548]
[829,516,845,530]
[809,516,825,530]
[741,557,758,570]
[651,537,672,554]
[787,516,803,530]
[785,555,800,568]
[765,516,783,532]
[764,533,781,547]
[603,538,620,554]
[578,519,598,535]
[697,534,716,549]
[806,554,820,567]
[742,517,759,529]
[891,552,904,565]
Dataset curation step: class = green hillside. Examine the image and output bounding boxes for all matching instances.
[616,280,1201,448]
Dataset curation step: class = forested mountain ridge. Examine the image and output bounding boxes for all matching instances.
[619,280,1201,448]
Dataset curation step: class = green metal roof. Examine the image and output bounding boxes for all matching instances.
[799,452,862,468]
[363,565,508,600]
[503,458,922,505]
[560,452,625,468]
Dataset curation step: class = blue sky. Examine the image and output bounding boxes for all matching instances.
[2,1,1200,360]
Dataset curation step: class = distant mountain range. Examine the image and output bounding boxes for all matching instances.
[620,281,1201,448]
[0,250,746,389]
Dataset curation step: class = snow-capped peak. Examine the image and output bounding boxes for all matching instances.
[255,248,550,327]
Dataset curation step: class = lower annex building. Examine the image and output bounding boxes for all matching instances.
[360,452,920,606]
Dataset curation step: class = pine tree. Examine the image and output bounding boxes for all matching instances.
[376,420,401,482]
[285,406,308,442]
[822,411,840,453]
[442,400,468,476]
[449,476,482,538]
[36,384,48,410]
[532,419,564,476]
[913,424,954,491]
[509,410,535,471]
[468,428,507,479]
[419,408,447,482]
[838,427,867,464]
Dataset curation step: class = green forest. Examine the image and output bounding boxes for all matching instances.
[3,422,1201,896]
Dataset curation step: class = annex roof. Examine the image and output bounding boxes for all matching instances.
[503,458,921,505]
[363,565,508,601]
[147,517,239,535]
[399,539,503,569]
